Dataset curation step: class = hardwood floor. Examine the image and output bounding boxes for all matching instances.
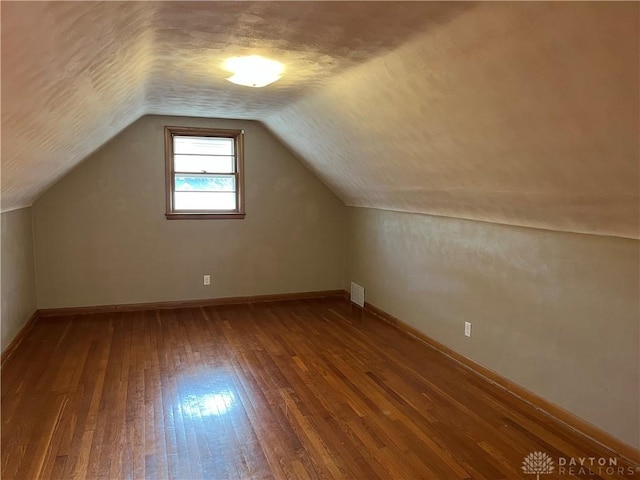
[2,298,638,479]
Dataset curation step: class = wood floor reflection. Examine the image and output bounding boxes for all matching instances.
[1,298,636,479]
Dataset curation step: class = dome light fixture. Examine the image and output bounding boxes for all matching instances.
[224,55,284,88]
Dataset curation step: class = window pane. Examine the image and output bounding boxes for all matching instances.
[174,192,237,211]
[174,136,234,155]
[174,155,234,174]
[175,175,235,192]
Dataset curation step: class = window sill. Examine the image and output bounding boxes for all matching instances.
[165,212,246,220]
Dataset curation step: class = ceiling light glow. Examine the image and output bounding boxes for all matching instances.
[224,55,284,88]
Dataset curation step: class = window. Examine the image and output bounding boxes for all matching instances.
[165,126,245,219]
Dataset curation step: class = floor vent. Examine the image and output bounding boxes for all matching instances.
[350,282,365,307]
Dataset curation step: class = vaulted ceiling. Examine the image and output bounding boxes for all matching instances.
[2,2,638,238]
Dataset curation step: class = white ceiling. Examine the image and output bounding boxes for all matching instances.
[2,2,638,238]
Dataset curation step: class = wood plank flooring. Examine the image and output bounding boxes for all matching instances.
[2,298,638,479]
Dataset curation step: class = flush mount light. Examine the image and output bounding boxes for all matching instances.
[223,55,284,88]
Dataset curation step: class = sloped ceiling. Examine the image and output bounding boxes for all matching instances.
[267,2,640,239]
[2,2,638,238]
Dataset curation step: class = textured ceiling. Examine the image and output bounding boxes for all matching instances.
[1,2,638,238]
[267,2,640,239]
[1,1,464,211]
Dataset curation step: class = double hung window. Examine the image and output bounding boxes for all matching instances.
[165,126,245,219]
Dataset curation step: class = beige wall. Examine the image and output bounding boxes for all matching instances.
[33,115,346,308]
[347,207,639,448]
[1,207,37,351]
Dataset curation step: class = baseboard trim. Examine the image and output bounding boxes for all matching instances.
[362,301,640,466]
[38,290,348,317]
[1,310,39,367]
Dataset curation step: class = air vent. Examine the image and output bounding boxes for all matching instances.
[350,282,365,307]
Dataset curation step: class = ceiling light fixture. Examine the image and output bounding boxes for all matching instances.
[223,55,284,88]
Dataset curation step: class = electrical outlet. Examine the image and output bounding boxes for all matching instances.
[203,275,211,286]
[464,321,472,337]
